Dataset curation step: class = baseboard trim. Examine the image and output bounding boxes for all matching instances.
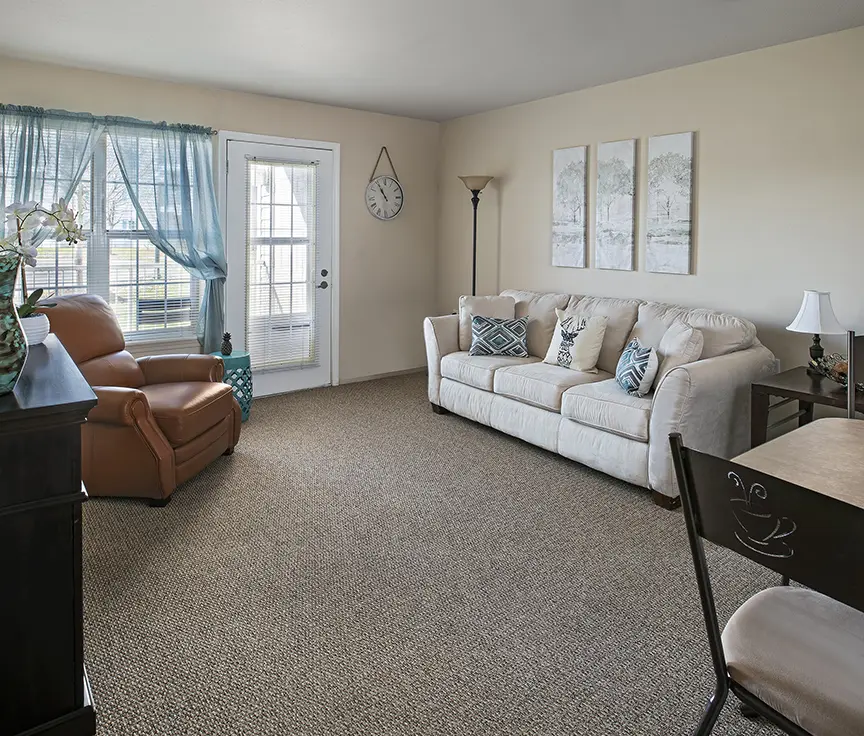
[340,366,426,385]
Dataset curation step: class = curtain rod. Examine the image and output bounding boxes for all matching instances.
[0,103,217,136]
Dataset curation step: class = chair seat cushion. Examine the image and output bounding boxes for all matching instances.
[722,586,864,736]
[141,381,236,447]
[494,362,611,412]
[561,379,652,441]
[441,352,539,392]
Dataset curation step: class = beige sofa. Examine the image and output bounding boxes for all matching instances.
[423,290,778,507]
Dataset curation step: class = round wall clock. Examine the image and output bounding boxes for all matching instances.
[366,174,404,220]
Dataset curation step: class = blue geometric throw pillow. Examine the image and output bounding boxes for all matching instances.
[469,316,529,357]
[615,338,659,397]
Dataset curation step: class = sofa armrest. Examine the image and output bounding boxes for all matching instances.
[88,386,152,426]
[423,314,459,405]
[648,342,778,498]
[137,354,224,385]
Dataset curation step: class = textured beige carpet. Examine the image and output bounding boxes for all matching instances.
[82,373,779,735]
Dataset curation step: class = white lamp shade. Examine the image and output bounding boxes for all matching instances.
[458,175,494,192]
[786,291,845,335]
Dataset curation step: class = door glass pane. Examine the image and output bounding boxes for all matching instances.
[245,159,317,371]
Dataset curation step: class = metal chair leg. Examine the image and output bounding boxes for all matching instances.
[694,689,728,736]
[739,702,760,720]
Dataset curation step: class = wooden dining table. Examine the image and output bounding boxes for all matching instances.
[734,417,864,509]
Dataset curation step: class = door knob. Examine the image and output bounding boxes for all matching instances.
[317,280,329,289]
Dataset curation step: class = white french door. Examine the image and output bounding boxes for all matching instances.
[224,139,336,396]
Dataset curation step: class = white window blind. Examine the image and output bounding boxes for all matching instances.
[3,130,200,343]
[244,157,319,371]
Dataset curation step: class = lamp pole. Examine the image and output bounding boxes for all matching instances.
[458,176,494,298]
[470,189,480,296]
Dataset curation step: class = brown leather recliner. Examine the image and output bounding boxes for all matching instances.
[42,294,241,505]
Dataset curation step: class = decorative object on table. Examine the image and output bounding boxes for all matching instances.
[468,315,528,358]
[0,199,84,395]
[458,175,495,295]
[615,338,659,397]
[646,132,695,275]
[552,146,588,268]
[220,331,233,356]
[212,349,253,422]
[786,290,845,375]
[365,146,404,221]
[807,352,864,393]
[18,287,55,346]
[595,139,636,271]
[543,310,608,372]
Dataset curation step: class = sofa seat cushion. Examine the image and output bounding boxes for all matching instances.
[494,362,612,412]
[141,381,236,447]
[561,379,652,442]
[440,352,539,392]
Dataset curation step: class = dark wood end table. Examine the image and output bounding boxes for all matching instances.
[751,366,864,447]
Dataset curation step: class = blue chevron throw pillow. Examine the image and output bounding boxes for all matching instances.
[469,316,529,357]
[615,338,659,397]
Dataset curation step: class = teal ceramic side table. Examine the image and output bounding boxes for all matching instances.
[211,351,252,422]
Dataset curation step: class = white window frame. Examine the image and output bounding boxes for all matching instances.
[216,130,341,386]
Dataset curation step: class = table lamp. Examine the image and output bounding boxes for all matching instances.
[786,290,845,373]
[458,176,494,296]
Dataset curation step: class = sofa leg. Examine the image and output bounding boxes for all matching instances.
[223,446,235,456]
[149,496,171,508]
[430,403,449,415]
[651,491,681,510]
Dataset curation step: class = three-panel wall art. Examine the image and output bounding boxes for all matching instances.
[552,132,695,275]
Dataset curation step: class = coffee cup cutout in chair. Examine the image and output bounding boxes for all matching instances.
[728,472,797,559]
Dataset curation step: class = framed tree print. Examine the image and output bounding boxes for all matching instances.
[646,132,695,274]
[595,139,636,270]
[552,146,588,268]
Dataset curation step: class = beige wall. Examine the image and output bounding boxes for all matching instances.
[438,27,864,369]
[0,56,440,382]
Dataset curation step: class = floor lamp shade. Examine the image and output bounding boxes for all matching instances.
[458,176,494,296]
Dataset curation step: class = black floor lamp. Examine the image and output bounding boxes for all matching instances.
[458,176,494,296]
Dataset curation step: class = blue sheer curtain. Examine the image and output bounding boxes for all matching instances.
[0,105,102,248]
[107,121,227,353]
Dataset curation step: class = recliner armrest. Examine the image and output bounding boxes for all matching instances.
[137,354,224,385]
[88,386,152,426]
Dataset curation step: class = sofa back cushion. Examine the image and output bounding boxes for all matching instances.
[565,295,642,374]
[628,302,756,359]
[458,295,515,351]
[499,290,570,358]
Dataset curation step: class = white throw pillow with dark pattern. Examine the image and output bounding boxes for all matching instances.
[543,309,608,372]
[615,338,659,397]
[469,316,529,357]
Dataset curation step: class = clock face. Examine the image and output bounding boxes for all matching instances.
[366,175,404,220]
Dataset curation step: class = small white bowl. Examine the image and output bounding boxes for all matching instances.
[21,313,50,346]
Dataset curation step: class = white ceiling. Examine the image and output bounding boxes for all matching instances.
[1,0,862,121]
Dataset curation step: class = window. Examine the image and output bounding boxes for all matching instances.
[5,132,200,343]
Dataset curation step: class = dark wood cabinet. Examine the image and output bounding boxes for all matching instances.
[0,335,97,736]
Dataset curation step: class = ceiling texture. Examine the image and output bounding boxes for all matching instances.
[1,0,862,121]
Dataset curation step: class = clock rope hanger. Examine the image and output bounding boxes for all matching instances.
[366,146,404,220]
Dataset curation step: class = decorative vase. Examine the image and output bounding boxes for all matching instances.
[21,312,50,346]
[0,255,27,396]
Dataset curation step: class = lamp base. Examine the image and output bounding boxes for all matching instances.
[806,333,824,376]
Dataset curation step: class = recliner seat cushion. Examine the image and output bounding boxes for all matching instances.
[722,586,864,736]
[141,381,236,447]
[440,352,539,392]
[561,379,652,441]
[494,362,611,412]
